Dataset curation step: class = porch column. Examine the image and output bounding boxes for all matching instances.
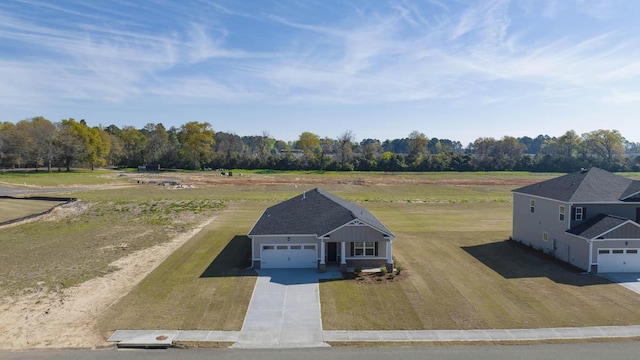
[386,240,393,272]
[340,241,347,272]
[319,238,326,272]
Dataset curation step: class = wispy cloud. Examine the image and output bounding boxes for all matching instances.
[1,0,640,110]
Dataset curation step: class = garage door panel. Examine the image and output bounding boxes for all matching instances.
[598,248,640,273]
[261,244,317,269]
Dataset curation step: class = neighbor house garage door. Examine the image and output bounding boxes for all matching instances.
[260,244,317,269]
[598,249,640,273]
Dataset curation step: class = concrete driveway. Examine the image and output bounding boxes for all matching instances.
[232,269,328,348]
[599,273,640,295]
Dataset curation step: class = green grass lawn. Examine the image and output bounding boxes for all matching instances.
[0,168,130,187]
[321,201,640,330]
[0,198,66,223]
[97,201,261,336]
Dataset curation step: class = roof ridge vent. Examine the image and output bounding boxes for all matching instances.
[302,191,305,200]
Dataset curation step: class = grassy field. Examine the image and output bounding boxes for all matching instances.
[3,169,640,337]
[97,201,261,335]
[0,187,224,296]
[321,201,640,330]
[0,198,66,223]
[0,168,130,187]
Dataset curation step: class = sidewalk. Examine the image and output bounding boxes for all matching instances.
[323,325,640,342]
[109,325,640,348]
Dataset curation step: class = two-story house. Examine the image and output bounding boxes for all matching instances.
[512,167,640,273]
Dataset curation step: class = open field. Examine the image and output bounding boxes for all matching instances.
[97,201,260,336]
[0,198,66,223]
[2,169,640,349]
[321,202,640,330]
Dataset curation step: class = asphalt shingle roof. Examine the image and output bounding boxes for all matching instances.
[248,188,395,238]
[512,167,640,203]
[567,213,629,239]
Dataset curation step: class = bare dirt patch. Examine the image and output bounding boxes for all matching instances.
[0,216,216,349]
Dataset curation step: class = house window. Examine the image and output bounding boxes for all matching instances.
[530,200,535,213]
[543,232,548,242]
[559,206,565,221]
[353,242,378,256]
[575,207,583,221]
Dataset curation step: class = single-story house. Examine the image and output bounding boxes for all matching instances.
[512,167,640,273]
[248,188,395,272]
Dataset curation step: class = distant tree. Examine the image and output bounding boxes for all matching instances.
[118,126,147,167]
[257,131,276,167]
[337,130,355,170]
[29,117,57,172]
[214,132,243,168]
[382,138,409,154]
[407,131,429,157]
[360,138,382,160]
[55,119,86,171]
[296,131,321,160]
[179,122,216,170]
[144,123,169,165]
[582,129,626,169]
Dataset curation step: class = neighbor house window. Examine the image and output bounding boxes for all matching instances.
[559,206,565,222]
[543,232,549,242]
[352,242,378,256]
[530,200,535,213]
[575,207,583,221]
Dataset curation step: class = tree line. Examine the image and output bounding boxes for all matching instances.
[0,117,638,173]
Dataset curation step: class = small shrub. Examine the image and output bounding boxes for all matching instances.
[354,266,362,275]
[396,265,403,276]
[387,273,395,280]
[380,265,388,275]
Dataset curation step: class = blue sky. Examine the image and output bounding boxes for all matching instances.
[1,0,639,145]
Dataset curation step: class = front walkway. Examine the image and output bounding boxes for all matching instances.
[231,269,328,348]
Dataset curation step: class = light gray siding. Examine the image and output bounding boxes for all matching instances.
[512,193,569,253]
[602,223,640,239]
[555,234,589,270]
[328,225,387,242]
[513,193,590,271]
[570,203,640,228]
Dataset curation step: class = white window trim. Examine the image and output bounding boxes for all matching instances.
[575,207,583,221]
[559,206,565,222]
[543,232,549,242]
[354,241,376,256]
[530,199,535,213]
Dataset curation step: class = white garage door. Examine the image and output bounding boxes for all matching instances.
[261,244,317,269]
[598,249,640,273]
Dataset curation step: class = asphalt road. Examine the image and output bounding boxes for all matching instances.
[2,342,640,360]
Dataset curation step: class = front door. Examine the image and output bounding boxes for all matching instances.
[327,242,337,263]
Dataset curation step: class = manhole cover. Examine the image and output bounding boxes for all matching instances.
[155,335,168,341]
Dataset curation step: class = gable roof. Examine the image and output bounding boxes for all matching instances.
[248,188,395,238]
[512,167,640,203]
[567,214,629,239]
